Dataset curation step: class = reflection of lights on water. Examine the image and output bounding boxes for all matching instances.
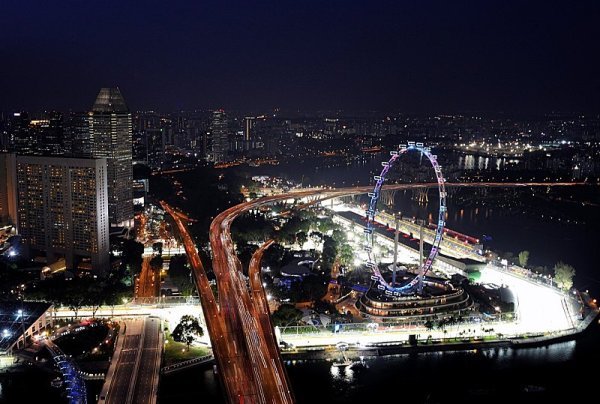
[329,365,355,382]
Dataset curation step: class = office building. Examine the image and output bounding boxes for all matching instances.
[209,109,229,163]
[7,112,35,155]
[33,111,64,156]
[66,112,92,157]
[6,111,65,157]
[89,88,133,227]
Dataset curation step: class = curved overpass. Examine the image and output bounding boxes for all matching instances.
[162,181,579,403]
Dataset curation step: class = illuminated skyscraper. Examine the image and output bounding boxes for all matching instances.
[244,116,255,142]
[89,88,133,227]
[209,109,229,163]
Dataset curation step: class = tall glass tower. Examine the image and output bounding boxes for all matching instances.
[210,109,229,163]
[89,88,133,227]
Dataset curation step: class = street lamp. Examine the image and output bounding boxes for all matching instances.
[17,308,26,348]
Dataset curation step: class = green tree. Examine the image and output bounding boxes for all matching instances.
[338,243,354,267]
[518,251,530,268]
[64,286,87,320]
[271,304,303,327]
[104,286,131,317]
[554,262,575,290]
[316,218,336,234]
[331,229,346,244]
[320,236,338,275]
[172,315,204,350]
[86,281,105,318]
[300,275,328,302]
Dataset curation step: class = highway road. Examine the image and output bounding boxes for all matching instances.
[162,181,581,403]
[101,317,162,404]
[133,317,162,404]
[104,319,143,404]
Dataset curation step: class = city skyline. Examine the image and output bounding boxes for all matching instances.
[1,1,599,114]
[0,2,598,403]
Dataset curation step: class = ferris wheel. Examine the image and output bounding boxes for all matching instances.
[364,142,447,296]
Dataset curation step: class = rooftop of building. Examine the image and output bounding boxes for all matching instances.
[92,87,129,113]
[280,258,315,277]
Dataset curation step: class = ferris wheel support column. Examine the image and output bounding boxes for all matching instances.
[418,224,424,294]
[392,214,400,287]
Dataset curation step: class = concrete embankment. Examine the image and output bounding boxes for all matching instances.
[282,309,599,361]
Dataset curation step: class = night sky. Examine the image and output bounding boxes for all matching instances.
[1,0,599,113]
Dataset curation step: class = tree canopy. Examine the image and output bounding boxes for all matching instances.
[271,304,303,327]
[554,262,575,290]
[518,250,529,268]
[172,315,204,350]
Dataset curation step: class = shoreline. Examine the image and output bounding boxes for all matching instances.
[281,309,599,361]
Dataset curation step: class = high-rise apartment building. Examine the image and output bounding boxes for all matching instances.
[88,88,133,227]
[209,109,229,163]
[6,154,110,274]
